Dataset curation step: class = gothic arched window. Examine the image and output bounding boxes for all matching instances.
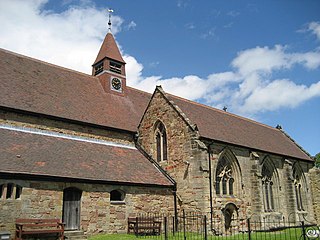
[261,160,278,212]
[155,121,167,162]
[293,165,306,211]
[215,155,240,196]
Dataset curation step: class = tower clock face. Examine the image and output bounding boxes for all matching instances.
[111,77,122,91]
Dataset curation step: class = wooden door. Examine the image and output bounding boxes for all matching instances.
[63,187,82,230]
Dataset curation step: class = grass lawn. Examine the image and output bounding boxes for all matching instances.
[88,228,303,240]
[89,233,139,240]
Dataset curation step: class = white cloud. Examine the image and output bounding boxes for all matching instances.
[241,80,320,113]
[125,21,137,31]
[200,27,216,39]
[227,11,240,17]
[232,45,320,76]
[0,0,123,74]
[229,45,320,114]
[0,0,319,116]
[308,21,320,40]
[185,22,195,30]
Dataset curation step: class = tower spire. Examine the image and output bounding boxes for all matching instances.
[108,8,114,32]
[92,8,126,94]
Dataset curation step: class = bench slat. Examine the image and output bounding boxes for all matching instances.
[17,223,61,227]
[16,219,60,223]
[19,230,63,234]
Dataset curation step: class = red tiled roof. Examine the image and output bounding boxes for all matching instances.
[166,92,312,161]
[93,33,125,64]
[0,48,312,162]
[0,48,149,132]
[0,128,173,186]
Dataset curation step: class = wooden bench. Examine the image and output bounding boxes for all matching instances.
[15,218,64,240]
[128,217,161,235]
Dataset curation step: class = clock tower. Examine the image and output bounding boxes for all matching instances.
[92,11,126,94]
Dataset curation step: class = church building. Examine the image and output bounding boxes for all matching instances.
[0,22,317,238]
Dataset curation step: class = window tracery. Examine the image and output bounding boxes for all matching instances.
[262,164,275,212]
[215,156,238,196]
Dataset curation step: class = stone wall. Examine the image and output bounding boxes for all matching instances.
[137,87,316,226]
[0,109,134,145]
[138,88,210,213]
[310,168,320,225]
[0,179,174,237]
[207,141,315,222]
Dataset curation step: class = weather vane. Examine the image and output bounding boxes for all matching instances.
[108,8,114,32]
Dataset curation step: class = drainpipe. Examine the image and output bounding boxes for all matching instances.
[208,142,214,231]
[173,184,178,232]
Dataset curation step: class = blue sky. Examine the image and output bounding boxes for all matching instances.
[0,0,319,156]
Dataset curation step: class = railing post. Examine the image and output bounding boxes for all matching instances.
[247,218,251,240]
[164,216,168,240]
[301,221,307,240]
[183,210,186,240]
[135,216,138,236]
[204,215,208,240]
[172,216,175,235]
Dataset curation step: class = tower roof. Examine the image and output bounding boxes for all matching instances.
[93,32,125,65]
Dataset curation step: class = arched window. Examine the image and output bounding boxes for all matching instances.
[261,159,278,212]
[215,153,240,196]
[293,164,306,211]
[154,121,167,162]
[110,190,125,202]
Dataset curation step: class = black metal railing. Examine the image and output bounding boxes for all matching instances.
[132,211,319,240]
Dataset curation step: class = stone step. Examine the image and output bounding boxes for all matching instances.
[64,230,87,240]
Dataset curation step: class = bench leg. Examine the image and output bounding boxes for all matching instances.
[15,231,22,240]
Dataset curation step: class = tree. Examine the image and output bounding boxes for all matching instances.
[315,152,320,168]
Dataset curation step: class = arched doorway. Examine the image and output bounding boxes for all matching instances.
[222,203,238,230]
[63,187,82,230]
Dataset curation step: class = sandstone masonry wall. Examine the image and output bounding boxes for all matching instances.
[138,89,210,213]
[0,179,173,237]
[0,109,134,145]
[310,168,320,225]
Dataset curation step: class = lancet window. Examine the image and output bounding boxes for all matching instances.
[155,121,167,162]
